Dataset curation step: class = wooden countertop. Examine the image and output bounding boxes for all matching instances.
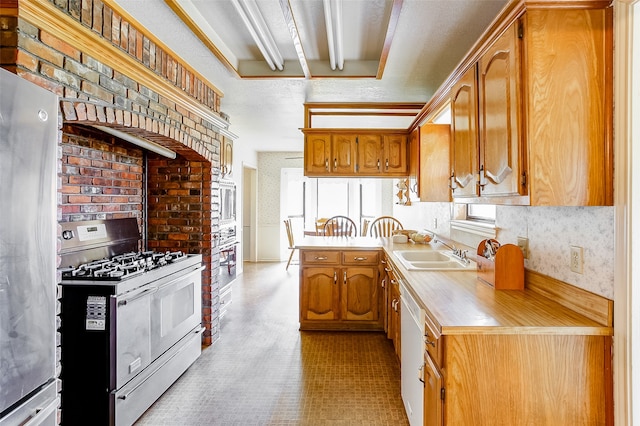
[297,236,613,337]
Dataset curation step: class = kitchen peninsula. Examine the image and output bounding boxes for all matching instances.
[296,236,613,425]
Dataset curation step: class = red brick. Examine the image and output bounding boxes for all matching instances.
[68,195,91,203]
[40,31,81,61]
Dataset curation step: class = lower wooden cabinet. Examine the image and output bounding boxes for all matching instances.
[423,328,613,425]
[381,254,401,360]
[299,249,382,330]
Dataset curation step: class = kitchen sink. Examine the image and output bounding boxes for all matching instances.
[393,250,476,271]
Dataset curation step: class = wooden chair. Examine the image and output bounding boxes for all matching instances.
[315,217,329,235]
[369,216,403,237]
[323,216,358,237]
[361,218,370,237]
[283,219,296,270]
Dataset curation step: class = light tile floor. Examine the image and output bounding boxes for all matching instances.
[135,262,409,425]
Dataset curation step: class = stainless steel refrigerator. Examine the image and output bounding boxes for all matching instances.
[0,68,59,425]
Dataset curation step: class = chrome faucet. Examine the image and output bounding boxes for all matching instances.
[434,236,469,264]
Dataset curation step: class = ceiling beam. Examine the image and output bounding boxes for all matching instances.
[279,0,311,78]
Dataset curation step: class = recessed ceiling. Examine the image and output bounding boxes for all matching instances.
[111,0,510,152]
[165,0,400,78]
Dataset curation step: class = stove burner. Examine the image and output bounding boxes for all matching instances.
[61,250,189,281]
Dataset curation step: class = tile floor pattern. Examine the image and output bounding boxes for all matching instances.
[135,262,409,425]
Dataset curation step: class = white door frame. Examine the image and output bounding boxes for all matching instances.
[242,164,258,263]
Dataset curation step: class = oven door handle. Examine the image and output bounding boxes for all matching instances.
[156,265,206,292]
[117,286,158,307]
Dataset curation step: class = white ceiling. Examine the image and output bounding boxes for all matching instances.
[112,0,509,153]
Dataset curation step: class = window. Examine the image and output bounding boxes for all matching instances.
[467,204,496,222]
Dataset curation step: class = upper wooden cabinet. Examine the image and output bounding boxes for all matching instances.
[419,123,451,202]
[446,1,612,206]
[478,21,525,199]
[305,132,356,175]
[302,130,408,177]
[450,65,480,199]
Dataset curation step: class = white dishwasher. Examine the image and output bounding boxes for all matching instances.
[400,281,425,426]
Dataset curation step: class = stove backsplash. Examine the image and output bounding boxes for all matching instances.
[60,125,221,346]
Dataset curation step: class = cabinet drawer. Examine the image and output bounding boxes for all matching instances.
[342,250,379,265]
[424,312,442,366]
[301,250,340,264]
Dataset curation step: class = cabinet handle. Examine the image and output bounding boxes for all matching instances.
[353,256,368,261]
[390,279,397,285]
[381,259,387,264]
[325,159,329,171]
[418,362,425,384]
[386,159,389,170]
[424,335,436,347]
[377,159,381,171]
[384,267,392,272]
[334,271,337,285]
[450,173,458,192]
[343,271,347,284]
[314,256,328,261]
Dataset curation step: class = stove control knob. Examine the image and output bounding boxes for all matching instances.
[62,230,75,240]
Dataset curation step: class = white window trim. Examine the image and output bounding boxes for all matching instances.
[450,219,497,239]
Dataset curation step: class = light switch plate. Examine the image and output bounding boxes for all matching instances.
[517,237,529,259]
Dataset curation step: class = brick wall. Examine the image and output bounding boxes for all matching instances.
[61,124,144,223]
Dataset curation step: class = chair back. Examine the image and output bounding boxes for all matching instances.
[315,218,329,235]
[361,218,370,237]
[369,216,403,237]
[284,219,295,248]
[323,216,357,237]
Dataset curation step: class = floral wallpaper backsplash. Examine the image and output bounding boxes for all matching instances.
[497,206,615,299]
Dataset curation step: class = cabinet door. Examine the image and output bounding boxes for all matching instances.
[409,128,420,181]
[341,267,379,322]
[478,22,525,198]
[419,124,451,202]
[424,353,443,426]
[332,134,357,174]
[383,134,408,174]
[222,138,233,176]
[450,66,479,198]
[357,134,383,174]
[304,134,331,174]
[300,267,340,321]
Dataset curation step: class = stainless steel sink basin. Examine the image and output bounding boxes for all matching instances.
[393,250,476,271]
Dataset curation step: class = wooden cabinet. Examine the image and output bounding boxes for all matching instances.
[302,130,408,177]
[304,133,356,175]
[419,291,612,425]
[424,332,612,425]
[299,249,382,330]
[221,137,233,177]
[447,3,612,206]
[477,21,525,199]
[383,134,408,175]
[450,65,479,199]
[382,255,401,360]
[419,123,451,202]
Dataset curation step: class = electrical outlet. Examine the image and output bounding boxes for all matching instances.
[517,237,529,259]
[570,246,583,274]
[433,218,438,229]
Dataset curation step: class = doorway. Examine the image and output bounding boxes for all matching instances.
[242,165,257,262]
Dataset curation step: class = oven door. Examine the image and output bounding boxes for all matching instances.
[113,286,153,389]
[150,266,203,359]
